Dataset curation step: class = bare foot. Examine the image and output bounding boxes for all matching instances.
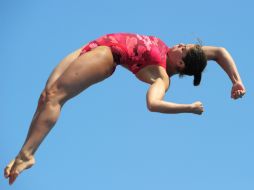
[4,154,35,185]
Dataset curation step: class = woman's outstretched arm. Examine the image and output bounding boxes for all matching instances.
[202,46,246,99]
[146,78,204,114]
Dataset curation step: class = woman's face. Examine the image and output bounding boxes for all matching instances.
[168,44,194,73]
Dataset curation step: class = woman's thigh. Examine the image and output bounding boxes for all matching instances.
[45,47,83,90]
[46,46,116,105]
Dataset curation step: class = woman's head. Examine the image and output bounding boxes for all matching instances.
[168,43,207,86]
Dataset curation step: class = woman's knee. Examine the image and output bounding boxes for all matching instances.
[39,87,67,107]
[37,91,47,108]
[37,89,62,125]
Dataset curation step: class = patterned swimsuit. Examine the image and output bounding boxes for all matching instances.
[79,33,170,74]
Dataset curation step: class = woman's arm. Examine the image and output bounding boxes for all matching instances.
[202,46,246,99]
[146,78,204,114]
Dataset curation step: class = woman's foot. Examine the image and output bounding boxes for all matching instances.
[4,153,35,185]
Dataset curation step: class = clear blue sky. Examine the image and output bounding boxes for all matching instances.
[1,0,253,189]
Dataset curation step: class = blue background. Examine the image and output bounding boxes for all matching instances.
[1,0,253,189]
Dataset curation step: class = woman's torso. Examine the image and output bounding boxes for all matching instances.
[82,33,169,72]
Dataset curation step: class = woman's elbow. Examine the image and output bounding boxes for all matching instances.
[147,101,158,112]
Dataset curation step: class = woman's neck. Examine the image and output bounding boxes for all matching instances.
[166,51,177,77]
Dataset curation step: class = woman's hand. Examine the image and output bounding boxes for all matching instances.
[231,82,246,99]
[191,101,204,115]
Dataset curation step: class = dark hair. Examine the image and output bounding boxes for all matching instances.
[180,44,207,86]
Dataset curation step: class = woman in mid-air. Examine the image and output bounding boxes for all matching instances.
[4,32,246,185]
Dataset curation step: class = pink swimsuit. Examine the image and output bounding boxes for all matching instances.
[79,33,170,74]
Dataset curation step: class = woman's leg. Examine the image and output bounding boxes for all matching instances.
[4,46,116,185]
[27,47,83,145]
